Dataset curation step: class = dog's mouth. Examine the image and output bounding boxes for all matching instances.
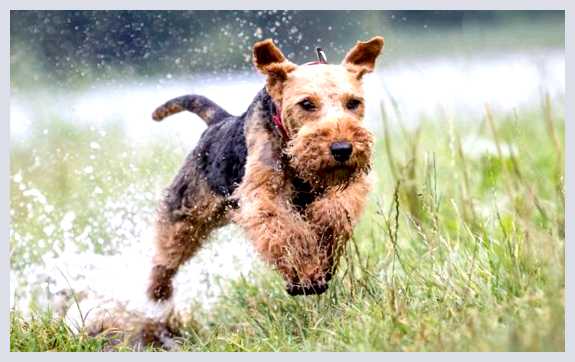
[320,163,365,186]
[325,163,355,173]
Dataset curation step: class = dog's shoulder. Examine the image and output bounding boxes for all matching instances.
[243,88,282,141]
[194,115,247,197]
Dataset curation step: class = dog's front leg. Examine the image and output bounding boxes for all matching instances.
[233,141,317,280]
[304,175,371,269]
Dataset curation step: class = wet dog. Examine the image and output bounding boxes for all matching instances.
[148,37,383,300]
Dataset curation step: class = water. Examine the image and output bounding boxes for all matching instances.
[10,224,260,326]
[11,50,565,146]
[9,49,565,326]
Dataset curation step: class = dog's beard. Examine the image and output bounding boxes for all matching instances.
[307,164,368,190]
[285,123,374,190]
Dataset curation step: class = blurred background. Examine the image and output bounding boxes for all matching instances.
[10,10,565,85]
[10,11,565,351]
[10,11,565,143]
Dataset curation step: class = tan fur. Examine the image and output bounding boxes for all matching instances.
[148,174,229,301]
[86,306,183,351]
[234,36,382,288]
[232,121,319,284]
[152,102,186,121]
[305,175,372,277]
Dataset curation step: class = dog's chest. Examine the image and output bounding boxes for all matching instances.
[291,177,320,212]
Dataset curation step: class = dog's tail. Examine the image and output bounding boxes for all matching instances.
[152,95,232,125]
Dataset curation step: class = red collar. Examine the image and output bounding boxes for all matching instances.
[272,59,326,140]
[272,104,289,140]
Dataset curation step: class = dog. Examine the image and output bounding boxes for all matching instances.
[147,36,383,300]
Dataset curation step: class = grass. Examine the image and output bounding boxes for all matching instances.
[10,95,564,351]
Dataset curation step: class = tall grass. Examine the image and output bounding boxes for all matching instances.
[10,96,564,351]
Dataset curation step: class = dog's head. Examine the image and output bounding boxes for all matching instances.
[253,37,383,189]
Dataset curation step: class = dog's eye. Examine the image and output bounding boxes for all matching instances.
[299,99,317,112]
[346,99,362,111]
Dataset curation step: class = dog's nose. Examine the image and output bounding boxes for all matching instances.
[286,281,329,296]
[330,142,353,162]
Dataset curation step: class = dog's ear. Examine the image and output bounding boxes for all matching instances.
[342,36,384,79]
[253,39,297,99]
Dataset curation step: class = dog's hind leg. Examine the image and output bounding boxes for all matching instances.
[147,173,230,302]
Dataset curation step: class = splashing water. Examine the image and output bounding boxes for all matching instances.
[11,50,565,144]
[11,221,261,327]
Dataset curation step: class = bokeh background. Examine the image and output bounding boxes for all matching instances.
[10,11,565,351]
[10,11,565,83]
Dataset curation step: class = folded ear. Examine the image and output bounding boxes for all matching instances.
[253,39,297,100]
[342,36,384,79]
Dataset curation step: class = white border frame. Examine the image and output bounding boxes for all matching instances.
[3,1,571,360]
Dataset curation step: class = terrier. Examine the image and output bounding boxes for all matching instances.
[148,36,383,299]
